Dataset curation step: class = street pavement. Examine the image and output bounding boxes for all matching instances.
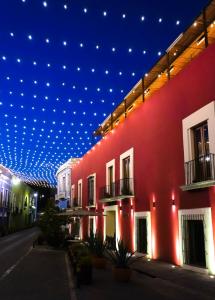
[1,229,215,300]
[0,228,72,300]
[0,227,39,278]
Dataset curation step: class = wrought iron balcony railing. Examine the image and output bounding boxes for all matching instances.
[100,178,134,200]
[185,153,215,185]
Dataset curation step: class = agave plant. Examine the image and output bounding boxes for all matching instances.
[107,240,143,268]
[85,232,107,258]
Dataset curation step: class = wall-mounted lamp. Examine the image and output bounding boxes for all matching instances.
[153,201,156,208]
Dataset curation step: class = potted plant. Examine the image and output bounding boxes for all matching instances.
[76,255,93,285]
[107,240,143,282]
[85,232,107,269]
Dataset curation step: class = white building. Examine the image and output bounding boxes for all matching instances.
[55,158,79,208]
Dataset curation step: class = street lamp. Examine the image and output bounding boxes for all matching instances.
[12,177,21,185]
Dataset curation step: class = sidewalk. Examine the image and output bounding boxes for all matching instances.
[132,258,215,298]
[75,259,215,300]
[0,246,72,300]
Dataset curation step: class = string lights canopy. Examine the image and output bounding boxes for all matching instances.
[0,0,209,186]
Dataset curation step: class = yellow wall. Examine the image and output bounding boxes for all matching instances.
[106,211,116,237]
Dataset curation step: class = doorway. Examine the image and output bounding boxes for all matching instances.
[184,219,206,268]
[137,218,148,253]
[134,212,152,257]
[178,208,215,274]
[104,205,119,248]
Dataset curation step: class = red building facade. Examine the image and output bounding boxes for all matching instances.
[71,6,215,274]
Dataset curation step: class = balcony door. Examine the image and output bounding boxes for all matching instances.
[122,156,130,194]
[193,122,210,181]
[88,176,95,206]
[108,166,114,196]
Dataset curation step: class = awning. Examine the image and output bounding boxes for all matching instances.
[57,209,105,217]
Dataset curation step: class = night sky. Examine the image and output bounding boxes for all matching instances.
[0,0,209,185]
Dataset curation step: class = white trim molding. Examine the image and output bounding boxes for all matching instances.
[103,205,119,246]
[77,179,83,207]
[178,207,215,274]
[182,101,215,163]
[134,211,152,258]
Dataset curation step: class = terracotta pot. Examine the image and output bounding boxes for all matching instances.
[92,256,107,269]
[112,267,132,282]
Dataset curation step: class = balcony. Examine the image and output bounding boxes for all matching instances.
[181,153,215,191]
[100,178,134,202]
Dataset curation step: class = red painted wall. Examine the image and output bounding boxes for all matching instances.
[72,43,215,263]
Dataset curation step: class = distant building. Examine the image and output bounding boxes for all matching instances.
[9,178,37,232]
[0,164,38,236]
[0,165,12,235]
[55,158,80,209]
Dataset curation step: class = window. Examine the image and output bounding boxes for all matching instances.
[71,184,76,207]
[120,148,134,195]
[123,156,130,179]
[5,190,9,207]
[192,122,211,182]
[78,179,83,207]
[106,159,115,197]
[2,189,5,207]
[0,189,3,207]
[182,101,215,187]
[62,176,66,192]
[87,174,96,206]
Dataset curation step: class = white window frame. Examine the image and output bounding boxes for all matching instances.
[87,173,96,207]
[178,207,215,274]
[182,101,215,163]
[88,216,96,236]
[77,179,83,207]
[120,147,134,193]
[134,211,152,258]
